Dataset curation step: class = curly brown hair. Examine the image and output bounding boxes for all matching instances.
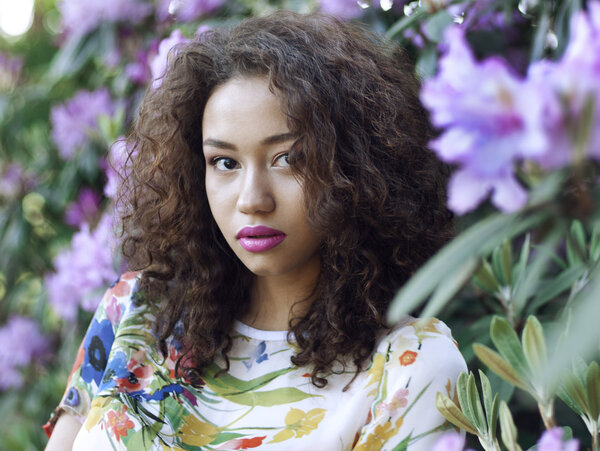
[120,11,452,388]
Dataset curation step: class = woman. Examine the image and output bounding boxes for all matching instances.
[45,11,466,450]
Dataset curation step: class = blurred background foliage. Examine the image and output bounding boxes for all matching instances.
[0,0,599,449]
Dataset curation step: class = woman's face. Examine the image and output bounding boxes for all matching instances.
[202,77,321,280]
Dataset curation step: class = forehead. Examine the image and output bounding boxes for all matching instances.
[202,77,289,137]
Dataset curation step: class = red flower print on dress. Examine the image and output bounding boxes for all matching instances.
[110,279,131,297]
[399,350,418,366]
[216,435,267,449]
[116,350,152,392]
[106,406,135,441]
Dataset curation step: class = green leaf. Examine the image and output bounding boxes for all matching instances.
[223,387,317,407]
[435,392,478,435]
[557,384,584,417]
[530,3,550,62]
[521,316,547,378]
[516,234,531,277]
[489,394,499,439]
[480,369,493,420]
[456,372,475,426]
[474,260,500,294]
[512,233,560,316]
[492,245,507,286]
[566,221,587,266]
[467,373,486,433]
[499,401,522,451]
[421,10,453,43]
[586,362,600,420]
[561,372,590,415]
[388,211,550,322]
[478,370,498,437]
[490,317,531,380]
[415,44,438,80]
[589,223,600,262]
[420,257,478,319]
[501,240,513,286]
[473,344,529,391]
[526,264,587,316]
[385,6,429,40]
[554,0,583,57]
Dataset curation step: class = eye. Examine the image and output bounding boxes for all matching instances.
[274,153,290,167]
[211,157,238,171]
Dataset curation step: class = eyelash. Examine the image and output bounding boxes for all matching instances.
[208,153,290,171]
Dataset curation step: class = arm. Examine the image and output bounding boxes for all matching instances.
[44,413,83,451]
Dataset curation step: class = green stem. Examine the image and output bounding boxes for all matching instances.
[591,420,598,451]
[537,399,557,430]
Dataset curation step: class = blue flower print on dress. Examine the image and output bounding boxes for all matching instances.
[98,350,130,391]
[81,318,114,386]
[242,341,268,370]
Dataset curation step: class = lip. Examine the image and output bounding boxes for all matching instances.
[236,225,286,252]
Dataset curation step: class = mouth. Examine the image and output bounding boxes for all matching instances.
[236,226,286,252]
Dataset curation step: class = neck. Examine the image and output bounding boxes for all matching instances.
[240,257,320,331]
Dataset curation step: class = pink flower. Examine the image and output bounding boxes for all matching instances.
[432,431,474,451]
[45,213,118,321]
[421,27,547,214]
[150,29,190,89]
[0,316,49,390]
[318,0,365,21]
[50,89,114,159]
[537,428,579,451]
[104,138,132,200]
[59,0,151,37]
[64,188,101,227]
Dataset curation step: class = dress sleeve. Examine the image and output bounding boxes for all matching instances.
[353,318,467,451]
[43,272,139,438]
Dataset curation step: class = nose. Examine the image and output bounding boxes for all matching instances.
[236,167,275,214]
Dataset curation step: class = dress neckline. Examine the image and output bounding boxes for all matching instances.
[232,320,292,341]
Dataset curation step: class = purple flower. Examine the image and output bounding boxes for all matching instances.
[157,0,224,22]
[125,47,154,85]
[64,188,102,227]
[0,52,23,90]
[0,163,35,199]
[45,213,118,321]
[58,0,151,37]
[432,431,474,451]
[104,138,132,200]
[537,428,579,451]
[528,3,600,168]
[0,316,49,390]
[150,29,190,89]
[421,26,547,214]
[50,89,114,159]
[318,0,365,21]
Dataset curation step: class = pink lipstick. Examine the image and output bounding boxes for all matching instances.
[236,225,286,252]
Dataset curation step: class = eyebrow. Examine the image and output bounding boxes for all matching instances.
[202,132,296,150]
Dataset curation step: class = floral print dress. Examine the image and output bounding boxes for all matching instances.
[45,272,467,450]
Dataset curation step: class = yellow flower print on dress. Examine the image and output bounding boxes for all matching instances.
[354,420,396,451]
[270,407,326,443]
[179,414,220,447]
[84,396,111,431]
[410,318,441,341]
[366,353,385,396]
